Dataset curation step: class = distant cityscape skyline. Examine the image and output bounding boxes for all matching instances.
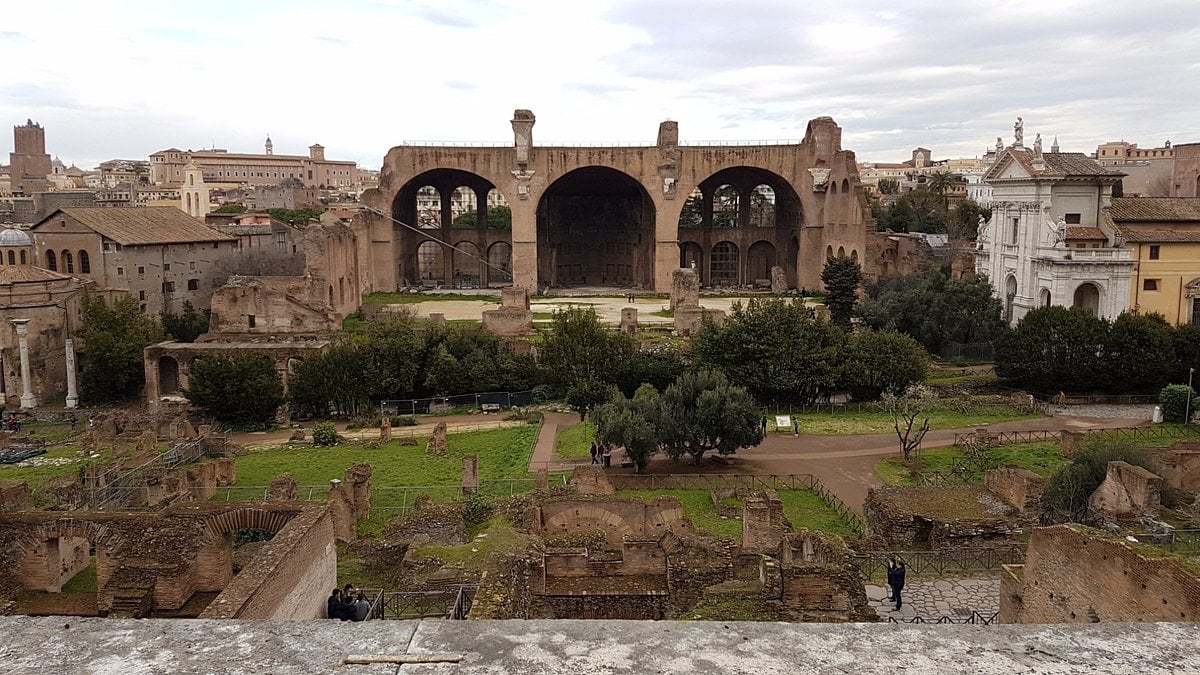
[2,1,1197,170]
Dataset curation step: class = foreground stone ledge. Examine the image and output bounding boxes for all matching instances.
[0,617,1196,674]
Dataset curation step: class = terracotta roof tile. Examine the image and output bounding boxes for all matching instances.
[0,265,72,284]
[34,207,235,246]
[1065,227,1107,240]
[1108,197,1200,221]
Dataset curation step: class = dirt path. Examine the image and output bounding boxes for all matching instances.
[611,414,1148,513]
[528,411,589,472]
[230,413,518,450]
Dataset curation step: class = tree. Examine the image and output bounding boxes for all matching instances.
[539,306,634,391]
[264,207,323,225]
[593,384,664,473]
[212,203,246,214]
[288,343,371,417]
[877,190,947,233]
[1159,385,1197,423]
[859,268,1006,354]
[1102,312,1175,393]
[947,198,990,241]
[877,178,900,195]
[840,330,929,401]
[161,301,210,343]
[883,384,935,461]
[185,355,284,428]
[993,306,1109,393]
[452,206,512,229]
[77,294,166,404]
[566,378,612,421]
[694,298,845,406]
[658,369,763,465]
[925,171,959,204]
[821,256,863,330]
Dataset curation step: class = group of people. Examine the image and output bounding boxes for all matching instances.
[589,441,612,468]
[327,584,372,621]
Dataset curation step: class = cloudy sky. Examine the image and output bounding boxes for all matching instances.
[2,0,1197,170]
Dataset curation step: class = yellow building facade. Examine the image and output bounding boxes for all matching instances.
[1110,198,1200,324]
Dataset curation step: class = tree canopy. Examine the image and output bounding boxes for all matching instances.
[452,206,512,229]
[185,355,284,428]
[820,256,862,330]
[859,268,1006,354]
[657,369,763,465]
[539,306,635,392]
[77,294,166,404]
[161,301,210,343]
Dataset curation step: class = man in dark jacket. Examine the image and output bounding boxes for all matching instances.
[327,589,343,619]
[886,558,906,610]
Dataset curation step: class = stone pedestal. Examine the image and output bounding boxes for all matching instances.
[482,288,533,336]
[462,455,479,495]
[428,313,446,325]
[770,266,787,294]
[675,306,725,337]
[619,308,638,335]
[670,268,699,310]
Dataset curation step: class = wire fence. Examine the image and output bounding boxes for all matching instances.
[380,390,535,415]
[885,611,1000,625]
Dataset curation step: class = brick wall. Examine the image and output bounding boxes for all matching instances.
[985,468,1044,511]
[538,498,687,548]
[199,505,336,620]
[1002,525,1200,623]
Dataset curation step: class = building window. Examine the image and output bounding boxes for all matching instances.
[1143,279,1160,291]
[139,290,146,300]
[1064,213,1081,224]
[248,314,256,328]
[163,281,175,293]
[1150,245,1161,260]
[19,250,26,264]
[163,263,170,271]
[189,261,196,270]
[187,279,198,291]
[79,250,90,273]
[1010,217,1019,244]
[63,250,74,273]
[213,242,219,249]
[138,266,145,276]
[46,250,56,270]
[117,266,124,276]
[5,251,12,265]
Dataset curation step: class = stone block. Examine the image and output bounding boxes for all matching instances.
[770,266,787,294]
[567,466,615,495]
[0,480,32,511]
[1088,461,1162,515]
[462,455,479,495]
[482,307,533,336]
[428,313,446,325]
[268,473,298,501]
[428,421,448,456]
[985,467,1045,512]
[619,308,638,335]
[379,417,392,443]
[670,268,699,310]
[675,305,725,337]
[1060,430,1086,456]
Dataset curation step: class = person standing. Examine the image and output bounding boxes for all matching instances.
[589,442,599,465]
[327,589,343,619]
[602,445,612,468]
[886,557,906,611]
[760,416,768,435]
[352,592,371,621]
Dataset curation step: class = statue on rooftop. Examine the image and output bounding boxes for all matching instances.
[1014,117,1024,147]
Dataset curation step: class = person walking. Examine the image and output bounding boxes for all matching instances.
[760,416,768,435]
[886,557,906,611]
[590,442,599,465]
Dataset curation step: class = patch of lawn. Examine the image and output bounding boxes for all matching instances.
[232,426,538,489]
[875,441,1068,486]
[412,517,536,573]
[681,596,780,621]
[336,543,394,589]
[924,374,998,386]
[776,490,857,539]
[555,421,596,460]
[364,292,500,304]
[61,561,97,593]
[618,489,743,540]
[650,309,673,318]
[778,404,1041,436]
[0,445,93,489]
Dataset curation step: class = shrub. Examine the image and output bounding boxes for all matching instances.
[1041,439,1157,518]
[312,422,340,447]
[184,355,284,428]
[1159,384,1197,423]
[462,493,494,527]
[531,384,556,404]
[392,416,417,427]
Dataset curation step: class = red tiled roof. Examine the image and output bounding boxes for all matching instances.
[1065,227,1107,240]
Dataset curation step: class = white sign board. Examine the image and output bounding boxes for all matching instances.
[775,415,792,430]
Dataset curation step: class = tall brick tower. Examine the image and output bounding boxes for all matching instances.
[9,119,52,194]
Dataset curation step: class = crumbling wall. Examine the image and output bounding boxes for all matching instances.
[537,497,688,548]
[328,464,372,542]
[482,288,533,336]
[864,486,1027,549]
[0,480,32,512]
[741,493,792,553]
[775,531,875,623]
[985,467,1045,512]
[1156,441,1200,491]
[1088,461,1162,516]
[1001,525,1200,624]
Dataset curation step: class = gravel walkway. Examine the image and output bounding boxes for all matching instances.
[866,577,1000,621]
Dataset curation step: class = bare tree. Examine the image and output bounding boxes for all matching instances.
[882,384,935,461]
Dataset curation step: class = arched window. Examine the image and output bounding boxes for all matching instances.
[79,250,90,274]
[825,245,833,261]
[850,249,858,263]
[46,250,57,270]
[5,251,13,265]
[837,246,846,257]
[62,250,74,274]
[19,250,26,265]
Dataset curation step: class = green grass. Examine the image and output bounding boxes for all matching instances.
[776,490,857,539]
[0,446,92,489]
[555,421,596,460]
[412,517,536,573]
[650,309,674,318]
[336,543,395,589]
[681,596,780,621]
[619,489,743,539]
[875,441,1069,486]
[364,292,500,304]
[61,561,97,593]
[532,312,556,320]
[924,374,998,386]
[772,405,1041,435]
[616,488,855,541]
[232,426,538,489]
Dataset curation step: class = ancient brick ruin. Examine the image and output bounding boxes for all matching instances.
[864,485,1030,549]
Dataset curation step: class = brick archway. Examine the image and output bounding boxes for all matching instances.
[201,507,298,544]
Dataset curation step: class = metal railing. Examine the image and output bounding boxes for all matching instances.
[1128,529,1200,556]
[885,611,999,625]
[852,546,1026,579]
[952,429,1061,447]
[379,390,535,415]
[362,585,478,620]
[1088,425,1200,444]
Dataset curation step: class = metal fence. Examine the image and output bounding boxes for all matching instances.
[851,546,1026,579]
[885,611,1000,625]
[1088,425,1200,444]
[952,429,1061,447]
[940,341,994,362]
[363,585,477,620]
[1128,529,1200,556]
[380,390,535,415]
[606,473,865,537]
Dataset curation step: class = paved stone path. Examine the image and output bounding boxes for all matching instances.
[866,577,1000,621]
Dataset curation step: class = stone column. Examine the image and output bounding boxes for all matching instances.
[10,319,35,410]
[64,338,78,409]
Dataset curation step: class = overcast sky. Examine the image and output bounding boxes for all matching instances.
[2,0,1197,170]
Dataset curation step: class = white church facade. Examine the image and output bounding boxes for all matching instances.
[976,120,1134,324]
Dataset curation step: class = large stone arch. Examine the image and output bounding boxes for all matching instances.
[536,166,656,289]
[16,519,124,594]
[193,507,302,592]
[542,504,636,544]
[390,169,510,288]
[1073,282,1102,316]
